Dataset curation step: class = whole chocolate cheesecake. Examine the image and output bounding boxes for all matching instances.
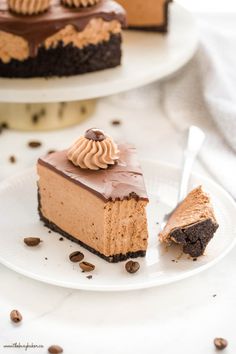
[37,129,149,263]
[116,0,172,32]
[0,0,126,78]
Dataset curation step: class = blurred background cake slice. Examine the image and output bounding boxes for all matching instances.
[37,129,149,263]
[116,0,172,32]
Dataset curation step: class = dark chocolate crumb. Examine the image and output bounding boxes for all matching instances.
[48,230,52,234]
[45,257,48,260]
[86,275,93,279]
[28,141,42,148]
[111,119,121,126]
[193,258,197,261]
[59,237,64,241]
[48,150,56,154]
[9,155,16,163]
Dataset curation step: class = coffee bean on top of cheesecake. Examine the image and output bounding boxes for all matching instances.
[159,186,219,258]
[37,128,149,263]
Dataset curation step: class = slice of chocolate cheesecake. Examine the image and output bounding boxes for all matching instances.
[159,186,219,257]
[37,129,149,263]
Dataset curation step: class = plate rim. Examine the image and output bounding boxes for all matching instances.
[0,160,235,292]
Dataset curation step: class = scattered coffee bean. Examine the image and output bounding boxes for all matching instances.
[28,141,42,148]
[69,251,84,263]
[125,260,140,274]
[87,275,93,280]
[111,119,121,126]
[10,309,22,323]
[24,237,41,247]
[214,338,228,350]
[79,261,95,272]
[59,237,64,241]
[48,345,63,353]
[9,155,16,163]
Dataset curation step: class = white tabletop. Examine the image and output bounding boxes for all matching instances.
[0,87,235,353]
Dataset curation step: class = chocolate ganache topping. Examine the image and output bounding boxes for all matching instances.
[38,143,149,202]
[0,0,126,56]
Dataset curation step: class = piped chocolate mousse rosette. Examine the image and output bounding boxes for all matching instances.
[67,128,119,170]
[8,0,51,15]
[62,0,100,8]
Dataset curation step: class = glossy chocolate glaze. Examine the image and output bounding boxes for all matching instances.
[38,143,149,202]
[0,0,126,56]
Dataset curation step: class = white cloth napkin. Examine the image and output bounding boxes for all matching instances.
[160,14,236,198]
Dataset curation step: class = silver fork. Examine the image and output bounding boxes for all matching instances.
[161,125,206,229]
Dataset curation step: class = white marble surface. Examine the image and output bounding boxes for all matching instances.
[0,80,236,354]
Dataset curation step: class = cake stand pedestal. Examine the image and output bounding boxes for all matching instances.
[0,100,96,131]
[0,4,198,131]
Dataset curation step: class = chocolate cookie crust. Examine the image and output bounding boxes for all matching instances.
[0,34,121,78]
[170,218,219,258]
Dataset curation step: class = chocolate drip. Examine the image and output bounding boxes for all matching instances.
[0,0,126,57]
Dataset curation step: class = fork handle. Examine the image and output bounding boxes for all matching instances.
[178,126,206,203]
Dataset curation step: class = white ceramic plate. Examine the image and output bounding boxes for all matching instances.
[0,4,198,103]
[0,160,235,291]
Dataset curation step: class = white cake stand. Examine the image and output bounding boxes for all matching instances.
[0,3,198,129]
